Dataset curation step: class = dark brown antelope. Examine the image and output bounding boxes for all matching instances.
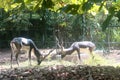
[59,41,96,61]
[10,37,54,68]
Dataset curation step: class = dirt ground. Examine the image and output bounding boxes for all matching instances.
[0,48,91,64]
[0,48,120,70]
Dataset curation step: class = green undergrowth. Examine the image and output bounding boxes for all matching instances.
[84,53,118,66]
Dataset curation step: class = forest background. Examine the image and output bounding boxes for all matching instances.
[0,0,120,50]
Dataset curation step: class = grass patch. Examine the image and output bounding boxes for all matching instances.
[84,53,116,66]
[40,60,75,67]
[0,60,76,69]
[1,53,119,70]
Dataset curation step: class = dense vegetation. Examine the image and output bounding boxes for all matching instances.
[0,0,120,49]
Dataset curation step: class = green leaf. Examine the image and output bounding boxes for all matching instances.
[42,0,54,9]
[60,4,80,14]
[116,11,120,21]
[93,0,103,3]
[82,1,93,12]
[13,0,23,3]
[101,7,115,31]
[34,0,43,11]
[98,1,105,11]
[24,0,33,3]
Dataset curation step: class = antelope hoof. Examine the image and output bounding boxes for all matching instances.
[37,60,42,65]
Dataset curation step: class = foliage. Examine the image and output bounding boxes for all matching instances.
[84,53,114,66]
[0,0,120,49]
[101,0,120,30]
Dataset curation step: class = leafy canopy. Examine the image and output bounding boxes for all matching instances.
[0,0,120,30]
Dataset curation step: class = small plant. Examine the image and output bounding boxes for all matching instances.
[84,53,116,66]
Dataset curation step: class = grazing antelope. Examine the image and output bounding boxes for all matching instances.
[10,37,54,68]
[59,41,96,61]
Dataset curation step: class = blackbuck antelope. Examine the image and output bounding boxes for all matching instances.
[59,41,96,61]
[10,37,54,68]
